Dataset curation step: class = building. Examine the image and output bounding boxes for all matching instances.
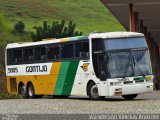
[101,0,160,88]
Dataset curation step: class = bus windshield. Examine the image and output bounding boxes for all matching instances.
[92,37,152,79]
[107,50,152,78]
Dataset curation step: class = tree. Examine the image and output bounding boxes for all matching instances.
[31,20,83,42]
[13,21,25,34]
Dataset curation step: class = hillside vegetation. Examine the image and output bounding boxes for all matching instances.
[0,0,124,96]
[0,0,124,34]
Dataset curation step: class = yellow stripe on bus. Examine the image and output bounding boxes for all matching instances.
[60,38,70,42]
[50,62,61,94]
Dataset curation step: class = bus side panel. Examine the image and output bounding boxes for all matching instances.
[36,75,55,95]
[33,62,62,95]
[50,62,61,94]
[34,62,62,95]
[53,61,80,96]
[71,60,92,96]
[61,61,79,95]
[53,62,70,95]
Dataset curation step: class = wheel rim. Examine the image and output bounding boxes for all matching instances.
[91,85,99,97]
[19,85,26,97]
[28,85,33,97]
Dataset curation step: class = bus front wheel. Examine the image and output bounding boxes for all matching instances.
[27,83,35,98]
[122,94,138,100]
[87,82,104,100]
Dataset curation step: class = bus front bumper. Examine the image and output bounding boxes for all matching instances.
[108,83,153,96]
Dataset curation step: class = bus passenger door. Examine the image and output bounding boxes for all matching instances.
[97,54,108,96]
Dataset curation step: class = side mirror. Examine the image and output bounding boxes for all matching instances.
[100,71,107,81]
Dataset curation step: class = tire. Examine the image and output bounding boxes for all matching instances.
[27,83,35,98]
[87,82,104,100]
[18,83,28,98]
[122,94,138,100]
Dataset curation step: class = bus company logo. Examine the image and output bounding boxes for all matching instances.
[81,63,89,72]
[26,65,47,73]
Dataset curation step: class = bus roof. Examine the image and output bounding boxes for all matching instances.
[90,32,144,39]
[6,32,144,49]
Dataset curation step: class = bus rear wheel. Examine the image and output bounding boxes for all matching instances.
[18,83,27,98]
[122,94,138,100]
[87,82,104,100]
[27,83,35,98]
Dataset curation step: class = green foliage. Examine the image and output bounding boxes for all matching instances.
[13,21,25,34]
[0,12,6,31]
[0,0,124,34]
[31,20,83,42]
[0,14,3,29]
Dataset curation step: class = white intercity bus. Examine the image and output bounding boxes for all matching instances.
[5,32,153,100]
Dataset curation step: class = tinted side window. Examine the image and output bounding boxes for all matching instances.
[16,49,22,63]
[35,46,47,61]
[48,46,60,60]
[23,48,34,61]
[61,43,74,59]
[75,42,89,58]
[75,43,81,58]
[7,49,22,65]
[7,49,12,65]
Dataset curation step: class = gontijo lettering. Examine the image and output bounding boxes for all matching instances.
[26,65,47,72]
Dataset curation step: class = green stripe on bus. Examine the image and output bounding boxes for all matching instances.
[61,61,79,95]
[54,61,70,95]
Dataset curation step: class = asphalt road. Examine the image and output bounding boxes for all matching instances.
[0,91,160,120]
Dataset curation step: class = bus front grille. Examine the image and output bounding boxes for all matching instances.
[135,80,144,83]
[123,81,133,84]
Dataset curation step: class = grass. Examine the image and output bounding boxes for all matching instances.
[0,0,125,35]
[0,0,125,99]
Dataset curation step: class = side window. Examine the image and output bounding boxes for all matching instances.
[29,48,34,61]
[7,49,22,65]
[17,49,22,63]
[41,47,47,60]
[75,42,89,58]
[13,49,22,64]
[7,49,12,65]
[75,43,81,58]
[35,46,47,61]
[23,48,34,61]
[35,47,41,60]
[61,43,74,59]
[48,46,60,60]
